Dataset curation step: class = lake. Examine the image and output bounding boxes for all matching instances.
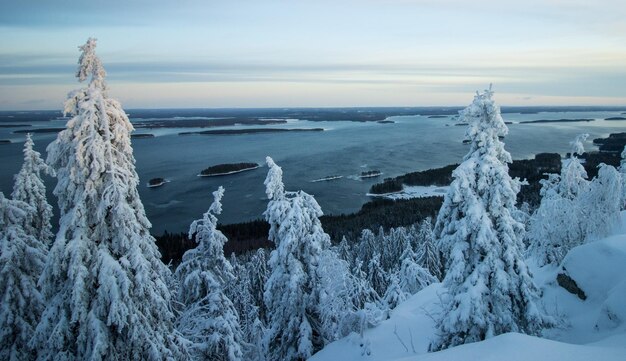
[1,108,626,234]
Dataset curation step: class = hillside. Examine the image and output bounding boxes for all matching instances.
[310,213,626,361]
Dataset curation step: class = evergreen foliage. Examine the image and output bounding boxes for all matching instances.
[11,134,54,244]
[35,38,187,361]
[431,86,552,351]
[0,193,47,361]
[175,187,244,361]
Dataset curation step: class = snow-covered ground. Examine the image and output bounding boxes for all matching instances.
[311,213,626,361]
[367,185,449,200]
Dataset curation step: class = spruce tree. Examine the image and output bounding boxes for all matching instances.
[417,218,442,281]
[527,134,590,266]
[175,187,244,361]
[34,38,187,360]
[12,133,54,244]
[431,86,552,351]
[263,156,337,360]
[0,193,47,360]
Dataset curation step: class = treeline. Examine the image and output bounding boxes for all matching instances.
[155,197,443,264]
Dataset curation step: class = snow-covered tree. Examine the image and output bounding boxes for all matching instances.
[383,273,408,310]
[11,133,54,244]
[398,242,436,295]
[336,236,353,266]
[527,134,591,266]
[247,248,268,323]
[263,156,337,360]
[317,249,353,343]
[559,134,590,199]
[34,38,187,360]
[431,86,552,351]
[417,218,442,281]
[0,193,47,361]
[580,164,621,241]
[357,229,377,267]
[348,259,382,311]
[367,254,389,297]
[175,187,244,361]
[620,146,626,210]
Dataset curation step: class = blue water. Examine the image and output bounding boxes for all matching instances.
[2,110,626,234]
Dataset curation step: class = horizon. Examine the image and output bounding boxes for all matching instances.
[1,1,626,110]
[2,104,626,113]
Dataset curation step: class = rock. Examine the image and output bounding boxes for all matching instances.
[557,270,587,300]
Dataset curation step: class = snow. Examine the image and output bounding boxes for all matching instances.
[367,185,449,200]
[311,212,626,361]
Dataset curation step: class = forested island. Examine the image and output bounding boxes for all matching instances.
[198,162,259,177]
[179,128,324,135]
[359,170,382,178]
[519,118,594,124]
[311,175,343,182]
[147,178,168,188]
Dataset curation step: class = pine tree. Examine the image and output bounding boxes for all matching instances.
[11,133,54,244]
[431,86,552,351]
[175,187,244,361]
[263,156,335,360]
[35,38,187,360]
[0,193,47,360]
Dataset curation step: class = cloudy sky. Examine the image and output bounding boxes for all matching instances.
[1,0,625,110]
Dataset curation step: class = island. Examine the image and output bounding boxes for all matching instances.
[377,120,395,124]
[311,175,343,182]
[131,133,155,139]
[0,124,31,128]
[0,139,11,144]
[592,132,626,153]
[13,127,66,134]
[519,118,594,124]
[605,117,626,121]
[427,115,449,119]
[147,178,168,188]
[359,170,382,178]
[198,162,259,177]
[180,128,324,136]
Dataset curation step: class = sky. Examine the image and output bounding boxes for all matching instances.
[1,0,625,110]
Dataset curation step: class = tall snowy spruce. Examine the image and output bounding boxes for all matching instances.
[0,193,47,360]
[12,134,55,244]
[175,187,244,361]
[263,156,347,360]
[35,38,187,360]
[431,86,552,351]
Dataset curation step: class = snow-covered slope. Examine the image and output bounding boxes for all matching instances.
[311,213,626,361]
